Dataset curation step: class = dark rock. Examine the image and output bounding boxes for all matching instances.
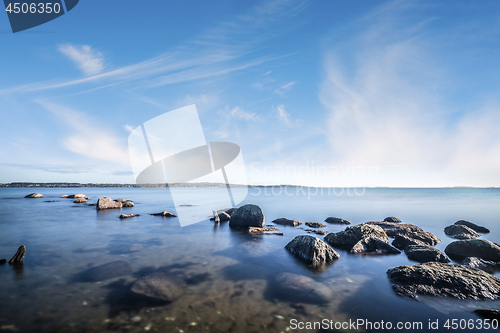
[115,199,127,203]
[68,194,86,199]
[445,239,500,262]
[474,309,500,320]
[82,261,132,281]
[74,198,87,204]
[352,237,401,254]
[324,217,351,225]
[462,257,500,272]
[444,224,480,240]
[96,197,122,210]
[324,224,388,248]
[122,201,134,207]
[131,273,185,302]
[45,200,58,202]
[455,220,490,234]
[305,222,326,228]
[384,216,402,223]
[305,229,328,235]
[119,214,140,219]
[368,222,440,246]
[392,235,428,250]
[248,227,283,236]
[150,211,176,217]
[274,272,332,304]
[387,262,500,300]
[229,204,265,228]
[217,208,237,216]
[88,203,97,206]
[8,246,25,264]
[210,212,231,222]
[25,193,43,198]
[0,259,6,264]
[404,245,449,263]
[272,218,302,226]
[285,235,339,265]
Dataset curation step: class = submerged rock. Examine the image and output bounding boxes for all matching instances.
[0,259,6,265]
[25,193,43,198]
[444,224,480,240]
[122,201,134,207]
[324,217,351,225]
[272,218,302,226]
[96,197,122,210]
[462,257,500,272]
[229,204,265,228]
[445,239,500,262]
[455,220,490,234]
[392,235,428,250]
[324,224,388,248]
[305,222,326,228]
[274,272,332,304]
[210,212,231,222]
[404,245,449,263]
[248,227,283,236]
[285,235,339,264]
[119,214,139,219]
[383,216,402,223]
[368,222,440,246]
[8,246,25,264]
[81,261,132,281]
[351,237,401,255]
[74,198,87,204]
[387,262,500,300]
[131,273,185,302]
[474,309,500,320]
[150,211,176,217]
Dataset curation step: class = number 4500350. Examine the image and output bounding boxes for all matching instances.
[5,2,61,14]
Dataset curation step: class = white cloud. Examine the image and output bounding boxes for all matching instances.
[58,44,104,76]
[275,104,291,126]
[219,106,259,121]
[274,81,295,96]
[124,124,136,133]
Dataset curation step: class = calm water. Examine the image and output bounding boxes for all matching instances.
[0,187,499,332]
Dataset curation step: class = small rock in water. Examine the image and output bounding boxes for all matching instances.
[404,245,449,263]
[274,272,332,304]
[81,261,132,281]
[305,222,326,228]
[324,223,388,248]
[248,227,283,236]
[324,217,351,225]
[60,195,68,198]
[272,218,302,226]
[122,200,134,207]
[96,197,123,210]
[150,211,177,217]
[119,214,139,219]
[229,204,265,228]
[455,220,490,233]
[285,235,339,265]
[74,198,87,204]
[25,193,43,198]
[445,239,500,262]
[131,273,186,302]
[68,194,86,199]
[8,245,25,264]
[45,200,58,202]
[383,216,402,223]
[444,224,480,240]
[367,222,440,246]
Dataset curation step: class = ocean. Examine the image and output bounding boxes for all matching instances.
[0,187,499,332]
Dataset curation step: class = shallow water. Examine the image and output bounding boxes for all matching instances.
[0,187,499,332]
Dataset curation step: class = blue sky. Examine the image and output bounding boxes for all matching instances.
[1,0,500,187]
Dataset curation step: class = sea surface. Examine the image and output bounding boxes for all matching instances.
[0,187,499,332]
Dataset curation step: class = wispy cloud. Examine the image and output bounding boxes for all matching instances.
[275,104,291,126]
[220,106,259,121]
[274,81,296,96]
[58,44,105,76]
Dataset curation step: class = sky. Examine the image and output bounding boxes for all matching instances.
[1,0,500,187]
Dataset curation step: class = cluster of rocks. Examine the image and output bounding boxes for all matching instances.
[444,220,490,240]
[96,197,134,210]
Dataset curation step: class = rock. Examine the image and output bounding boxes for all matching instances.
[60,195,68,198]
[445,239,500,262]
[119,214,140,219]
[274,272,332,304]
[305,229,328,235]
[96,197,122,210]
[215,208,237,216]
[351,237,401,254]
[474,309,500,320]
[455,220,490,234]
[122,201,134,207]
[150,211,176,217]
[272,218,302,226]
[462,257,500,272]
[324,217,351,225]
[229,204,265,228]
[248,227,283,236]
[0,259,6,264]
[45,200,57,202]
[8,246,25,264]
[82,261,132,281]
[444,224,480,240]
[74,198,87,203]
[115,199,127,203]
[131,273,185,302]
[305,222,326,228]
[404,245,449,263]
[68,194,86,199]
[383,216,402,223]
[324,223,388,248]
[387,262,500,300]
[25,193,43,198]
[285,235,340,265]
[392,235,428,250]
[88,203,97,206]
[210,212,231,222]
[367,222,440,246]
